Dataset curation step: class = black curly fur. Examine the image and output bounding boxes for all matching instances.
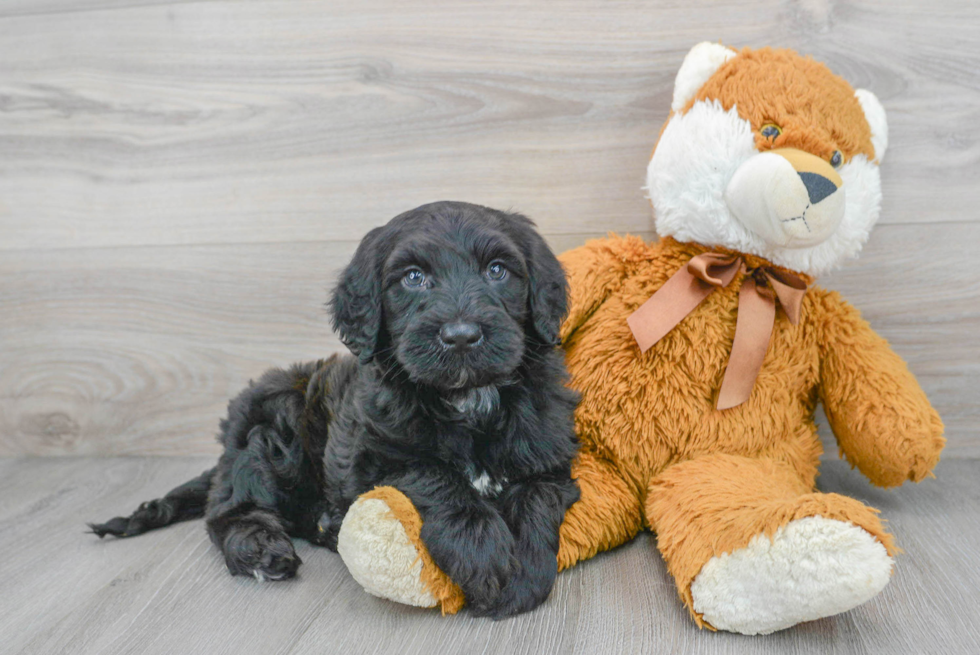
[89,201,580,617]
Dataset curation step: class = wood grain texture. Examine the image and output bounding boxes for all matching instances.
[0,0,978,458]
[2,456,979,654]
[2,225,976,457]
[0,0,978,252]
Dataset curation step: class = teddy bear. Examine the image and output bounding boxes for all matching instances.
[335,43,946,635]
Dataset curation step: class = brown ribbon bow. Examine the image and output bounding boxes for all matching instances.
[626,252,808,410]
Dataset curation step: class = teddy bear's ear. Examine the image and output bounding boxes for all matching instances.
[671,42,738,112]
[855,89,889,163]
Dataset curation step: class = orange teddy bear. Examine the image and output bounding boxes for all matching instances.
[551,43,946,634]
[336,43,945,635]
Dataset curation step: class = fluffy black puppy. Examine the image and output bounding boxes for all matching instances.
[89,201,580,618]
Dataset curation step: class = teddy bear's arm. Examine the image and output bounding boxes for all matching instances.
[558,236,642,343]
[815,290,945,488]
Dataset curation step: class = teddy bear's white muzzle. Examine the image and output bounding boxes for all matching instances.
[725,148,845,249]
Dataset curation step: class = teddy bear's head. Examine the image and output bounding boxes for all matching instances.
[646,44,888,276]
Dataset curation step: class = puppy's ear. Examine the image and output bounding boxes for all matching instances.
[510,215,568,346]
[330,226,385,363]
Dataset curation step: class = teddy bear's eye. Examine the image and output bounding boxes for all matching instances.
[830,150,843,168]
[760,124,782,140]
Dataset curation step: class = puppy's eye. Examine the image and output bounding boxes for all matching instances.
[486,261,507,281]
[760,124,782,140]
[402,268,426,288]
[830,150,843,168]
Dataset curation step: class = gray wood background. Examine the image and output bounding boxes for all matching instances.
[1,0,978,457]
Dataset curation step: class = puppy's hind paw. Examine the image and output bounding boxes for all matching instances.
[87,517,134,538]
[224,527,301,581]
[250,546,301,582]
[88,498,174,538]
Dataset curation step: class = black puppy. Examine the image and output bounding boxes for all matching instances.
[90,201,580,618]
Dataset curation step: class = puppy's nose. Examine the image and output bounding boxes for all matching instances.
[439,322,483,350]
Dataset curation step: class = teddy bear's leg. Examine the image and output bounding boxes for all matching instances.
[646,453,898,635]
[337,486,465,614]
[558,451,644,571]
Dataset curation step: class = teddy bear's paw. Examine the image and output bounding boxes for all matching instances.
[690,516,893,635]
[337,496,439,608]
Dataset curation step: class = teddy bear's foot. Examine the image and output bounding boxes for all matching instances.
[338,495,438,607]
[690,516,893,635]
[337,487,465,613]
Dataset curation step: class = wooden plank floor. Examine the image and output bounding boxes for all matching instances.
[2,456,978,655]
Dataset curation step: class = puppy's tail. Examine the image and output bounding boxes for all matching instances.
[88,467,215,539]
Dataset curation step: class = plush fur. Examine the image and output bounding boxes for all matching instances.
[552,46,945,634]
[690,515,893,635]
[648,47,887,278]
[340,486,468,613]
[338,494,442,608]
[553,234,944,633]
[89,201,580,619]
[670,41,737,112]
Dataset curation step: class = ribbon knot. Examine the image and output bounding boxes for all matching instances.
[749,267,776,299]
[626,251,808,410]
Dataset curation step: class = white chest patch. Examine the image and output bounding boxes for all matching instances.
[469,471,505,497]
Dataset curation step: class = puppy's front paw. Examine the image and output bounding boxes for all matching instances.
[223,526,301,581]
[486,556,558,619]
[338,487,465,613]
[427,510,518,616]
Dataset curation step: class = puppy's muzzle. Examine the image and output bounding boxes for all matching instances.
[725,147,845,248]
[439,322,484,352]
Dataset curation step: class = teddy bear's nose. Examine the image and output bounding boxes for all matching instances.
[799,172,838,205]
